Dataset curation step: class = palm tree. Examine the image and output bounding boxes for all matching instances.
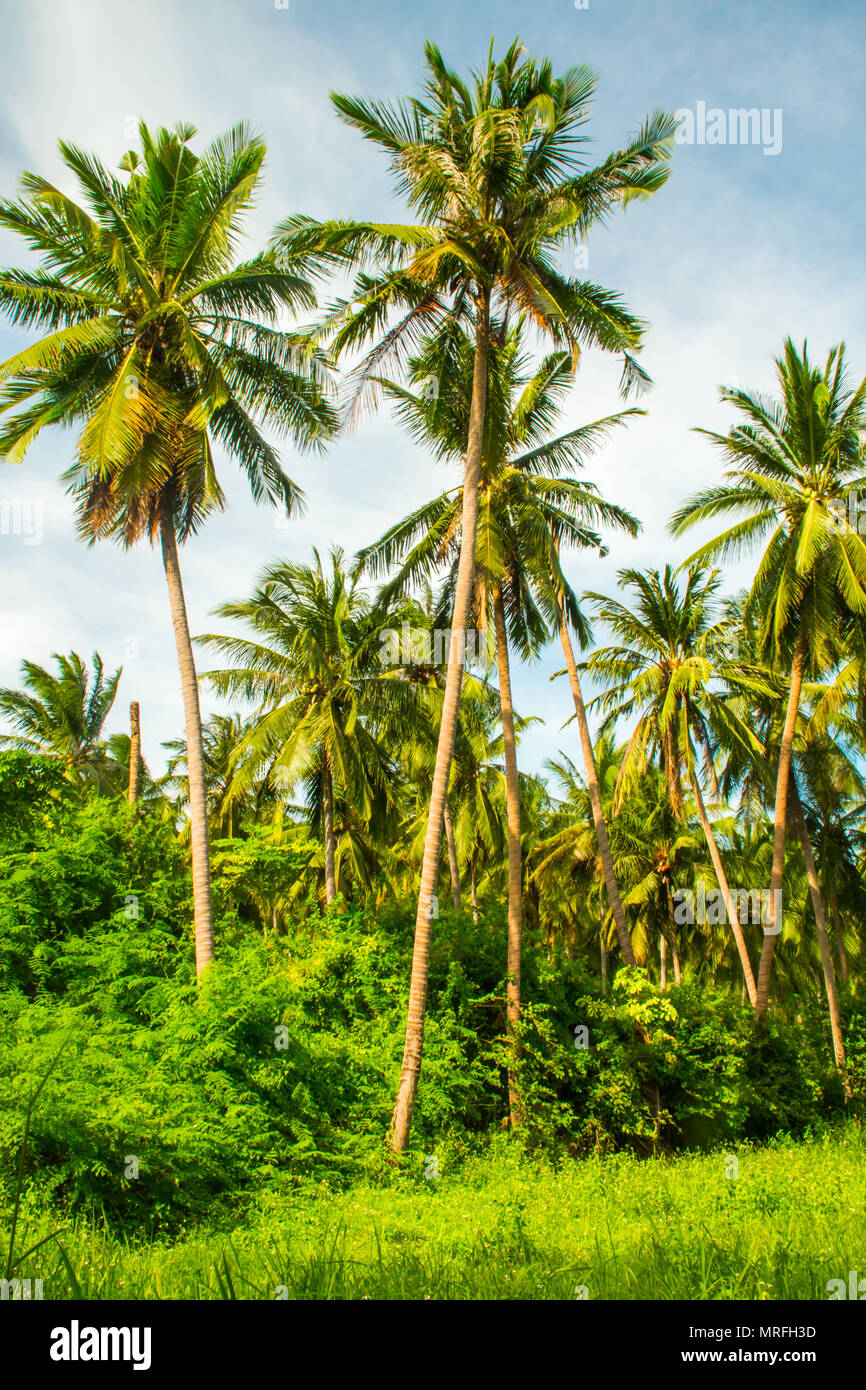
[0,122,336,975]
[583,565,761,1001]
[801,763,866,987]
[164,712,268,840]
[806,627,866,985]
[618,769,700,989]
[671,341,866,1021]
[382,589,507,914]
[279,38,675,1149]
[198,548,415,906]
[0,650,120,788]
[360,320,641,1117]
[714,602,856,1068]
[532,738,631,981]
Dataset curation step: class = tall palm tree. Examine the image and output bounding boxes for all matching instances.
[384,590,507,914]
[198,549,415,906]
[583,565,762,1001]
[715,603,855,1067]
[801,762,866,987]
[0,650,120,788]
[360,320,641,1117]
[0,122,336,975]
[671,341,866,1021]
[806,625,866,984]
[280,38,675,1149]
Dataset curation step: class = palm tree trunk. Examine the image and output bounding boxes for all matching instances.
[391,289,490,1154]
[128,701,141,804]
[830,883,849,984]
[556,609,635,967]
[492,585,523,1128]
[159,516,214,978]
[470,850,479,922]
[690,772,758,1005]
[442,798,462,911]
[664,884,683,985]
[660,932,667,990]
[322,757,337,905]
[789,777,847,1079]
[755,631,807,1023]
[600,929,609,995]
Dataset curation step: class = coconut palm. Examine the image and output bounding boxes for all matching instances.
[0,122,336,975]
[671,340,866,1021]
[278,38,675,1148]
[531,736,632,982]
[618,769,701,989]
[386,594,508,913]
[198,548,418,906]
[798,742,866,987]
[163,712,278,840]
[359,319,642,1117]
[0,650,120,789]
[583,564,763,1001]
[713,600,857,1067]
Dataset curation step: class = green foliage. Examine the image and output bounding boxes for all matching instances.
[0,756,190,1002]
[0,783,859,1238]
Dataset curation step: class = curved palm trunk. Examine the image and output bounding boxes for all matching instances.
[755,631,807,1023]
[322,758,337,905]
[789,778,847,1080]
[442,798,462,911]
[492,586,523,1128]
[391,290,490,1154]
[556,608,635,967]
[128,701,141,804]
[830,883,849,985]
[690,772,758,1005]
[160,518,214,978]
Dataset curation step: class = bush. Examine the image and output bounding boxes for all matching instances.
[0,765,861,1232]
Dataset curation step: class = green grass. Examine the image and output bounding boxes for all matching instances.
[4,1129,865,1300]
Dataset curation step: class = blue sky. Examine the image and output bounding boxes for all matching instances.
[0,0,863,780]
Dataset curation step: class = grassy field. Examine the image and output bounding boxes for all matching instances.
[5,1127,865,1300]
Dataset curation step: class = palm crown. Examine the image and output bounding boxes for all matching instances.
[0,650,120,786]
[671,339,866,659]
[359,319,640,653]
[0,120,336,541]
[278,40,676,415]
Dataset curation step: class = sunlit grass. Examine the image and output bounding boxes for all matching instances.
[4,1128,864,1300]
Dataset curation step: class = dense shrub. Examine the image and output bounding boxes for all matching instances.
[0,759,861,1232]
